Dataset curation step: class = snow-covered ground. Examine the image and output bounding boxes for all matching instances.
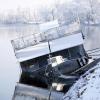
[63,61,100,100]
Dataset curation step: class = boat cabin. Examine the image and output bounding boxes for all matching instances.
[11,21,88,92]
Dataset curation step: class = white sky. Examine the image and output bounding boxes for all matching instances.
[0,0,72,13]
[0,0,52,11]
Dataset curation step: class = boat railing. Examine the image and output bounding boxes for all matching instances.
[11,25,81,51]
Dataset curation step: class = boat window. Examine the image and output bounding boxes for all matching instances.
[48,58,57,64]
[51,58,57,63]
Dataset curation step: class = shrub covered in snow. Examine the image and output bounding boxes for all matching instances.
[63,62,100,100]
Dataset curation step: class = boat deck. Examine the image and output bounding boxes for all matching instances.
[13,32,83,62]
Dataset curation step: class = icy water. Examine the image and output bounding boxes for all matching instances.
[0,24,100,100]
[0,24,39,100]
[83,25,100,50]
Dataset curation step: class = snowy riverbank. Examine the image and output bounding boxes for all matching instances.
[63,61,100,100]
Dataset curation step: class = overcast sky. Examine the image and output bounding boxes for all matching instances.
[0,0,73,13]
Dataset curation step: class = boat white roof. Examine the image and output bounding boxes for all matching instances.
[39,20,59,32]
[15,33,84,62]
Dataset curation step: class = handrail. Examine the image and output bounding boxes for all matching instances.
[11,23,81,51]
[11,31,80,51]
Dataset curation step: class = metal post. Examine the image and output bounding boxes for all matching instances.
[48,40,52,64]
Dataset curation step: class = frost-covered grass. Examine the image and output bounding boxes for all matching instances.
[63,62,100,100]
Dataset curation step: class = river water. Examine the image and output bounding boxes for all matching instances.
[0,24,100,100]
[0,24,39,100]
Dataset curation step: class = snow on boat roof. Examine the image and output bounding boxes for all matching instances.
[15,32,84,62]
